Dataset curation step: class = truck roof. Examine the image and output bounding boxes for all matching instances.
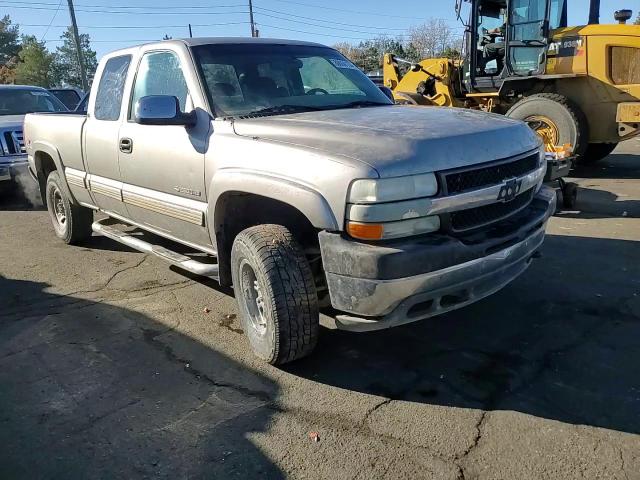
[105,37,329,57]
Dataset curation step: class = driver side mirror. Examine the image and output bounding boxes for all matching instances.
[379,86,395,102]
[134,95,196,127]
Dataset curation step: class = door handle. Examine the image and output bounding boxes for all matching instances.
[119,137,133,154]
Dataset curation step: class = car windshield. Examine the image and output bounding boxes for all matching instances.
[192,43,392,117]
[0,88,68,116]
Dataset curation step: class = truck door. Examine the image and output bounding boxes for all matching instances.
[118,49,211,248]
[84,54,132,217]
[506,0,551,76]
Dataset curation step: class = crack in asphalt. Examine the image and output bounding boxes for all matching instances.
[141,327,274,404]
[454,410,488,480]
[70,255,150,295]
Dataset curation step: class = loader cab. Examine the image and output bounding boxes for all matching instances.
[461,0,567,93]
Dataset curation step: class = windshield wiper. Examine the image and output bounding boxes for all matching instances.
[244,104,323,117]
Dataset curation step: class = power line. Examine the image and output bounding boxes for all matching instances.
[253,6,409,31]
[0,3,249,15]
[40,0,63,41]
[0,0,246,8]
[256,23,374,40]
[255,11,408,36]
[260,0,441,21]
[24,22,250,29]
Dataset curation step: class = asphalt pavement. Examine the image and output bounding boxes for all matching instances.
[1,142,639,479]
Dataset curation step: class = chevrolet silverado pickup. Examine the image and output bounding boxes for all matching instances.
[24,38,556,364]
[0,85,67,188]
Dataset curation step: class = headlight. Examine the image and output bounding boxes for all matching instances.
[348,173,438,203]
[346,173,440,240]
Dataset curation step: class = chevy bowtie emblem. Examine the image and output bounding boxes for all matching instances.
[497,178,522,202]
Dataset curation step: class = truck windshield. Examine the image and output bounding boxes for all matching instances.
[0,89,68,115]
[192,43,392,117]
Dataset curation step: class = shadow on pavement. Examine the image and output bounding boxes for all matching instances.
[556,185,640,219]
[0,277,283,479]
[572,153,640,180]
[286,233,640,435]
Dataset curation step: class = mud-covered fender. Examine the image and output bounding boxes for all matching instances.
[207,169,339,248]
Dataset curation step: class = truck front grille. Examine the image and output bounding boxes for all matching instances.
[450,188,535,232]
[1,130,25,155]
[444,153,539,194]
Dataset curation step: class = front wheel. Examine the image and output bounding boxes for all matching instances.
[231,224,319,365]
[45,170,93,244]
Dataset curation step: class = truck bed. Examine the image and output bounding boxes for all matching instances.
[24,112,88,173]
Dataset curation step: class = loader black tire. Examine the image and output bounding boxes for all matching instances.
[580,143,617,164]
[45,170,93,245]
[231,224,319,365]
[506,93,589,156]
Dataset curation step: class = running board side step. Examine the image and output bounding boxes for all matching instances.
[92,220,219,279]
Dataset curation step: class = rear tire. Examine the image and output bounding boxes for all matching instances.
[506,93,589,156]
[579,143,617,164]
[45,170,93,245]
[231,224,319,365]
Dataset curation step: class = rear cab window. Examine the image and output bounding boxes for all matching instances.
[93,55,132,121]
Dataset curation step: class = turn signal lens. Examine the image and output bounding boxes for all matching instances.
[347,222,384,240]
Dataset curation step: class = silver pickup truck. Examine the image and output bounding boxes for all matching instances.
[25,38,556,364]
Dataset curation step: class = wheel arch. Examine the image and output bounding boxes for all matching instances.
[208,171,339,286]
[31,141,74,205]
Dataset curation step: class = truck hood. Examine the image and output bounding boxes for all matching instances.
[0,114,25,129]
[232,105,540,177]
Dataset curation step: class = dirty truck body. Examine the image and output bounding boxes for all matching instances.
[384,0,640,163]
[25,38,556,364]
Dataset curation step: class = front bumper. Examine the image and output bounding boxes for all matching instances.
[319,186,556,332]
[0,155,29,183]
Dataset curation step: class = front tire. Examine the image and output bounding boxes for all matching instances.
[45,170,93,244]
[506,93,589,156]
[231,224,319,365]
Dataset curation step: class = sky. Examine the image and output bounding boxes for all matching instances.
[1,0,635,58]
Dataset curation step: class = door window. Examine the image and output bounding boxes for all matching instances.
[94,55,132,121]
[130,51,189,119]
[508,0,549,75]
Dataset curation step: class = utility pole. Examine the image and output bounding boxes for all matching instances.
[249,0,256,37]
[588,0,601,24]
[66,0,88,91]
[188,24,193,38]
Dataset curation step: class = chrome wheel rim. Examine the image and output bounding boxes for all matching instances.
[239,260,267,335]
[52,188,66,226]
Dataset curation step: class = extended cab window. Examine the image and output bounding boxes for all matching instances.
[94,55,132,121]
[130,51,189,118]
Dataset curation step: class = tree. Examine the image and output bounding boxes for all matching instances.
[408,19,457,59]
[0,15,20,83]
[14,35,53,87]
[51,27,98,88]
[635,11,640,25]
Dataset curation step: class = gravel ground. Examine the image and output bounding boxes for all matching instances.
[1,142,639,479]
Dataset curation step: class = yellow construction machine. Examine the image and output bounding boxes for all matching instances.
[383,0,640,167]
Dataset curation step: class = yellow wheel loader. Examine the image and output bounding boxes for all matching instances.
[383,0,640,170]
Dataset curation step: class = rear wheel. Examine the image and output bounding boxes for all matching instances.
[231,224,319,365]
[506,93,589,156]
[580,143,617,164]
[45,170,93,244]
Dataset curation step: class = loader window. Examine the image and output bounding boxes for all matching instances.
[611,47,640,85]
